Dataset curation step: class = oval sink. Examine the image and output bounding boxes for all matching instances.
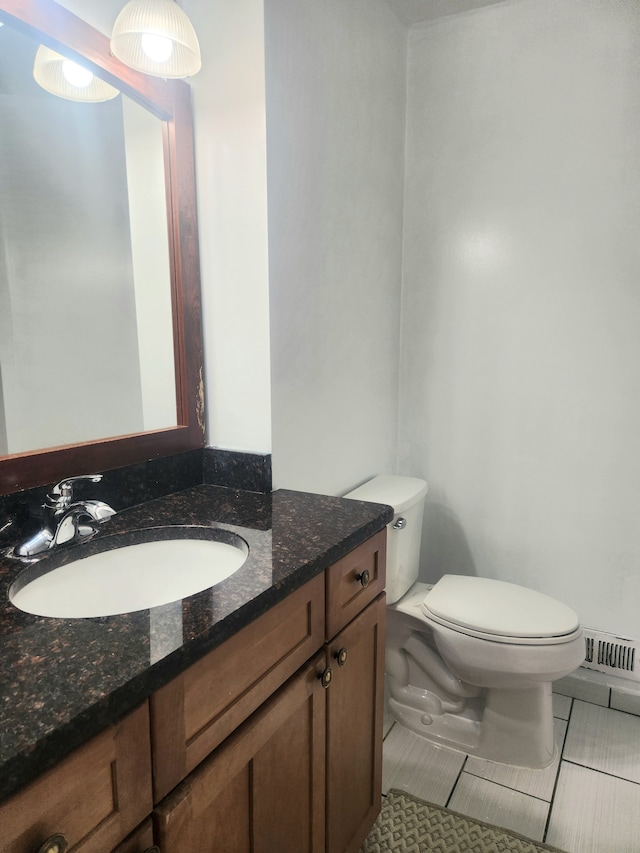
[9,530,248,619]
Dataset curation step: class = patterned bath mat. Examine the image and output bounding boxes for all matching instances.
[361,789,568,853]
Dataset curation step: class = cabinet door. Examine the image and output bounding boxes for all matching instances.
[326,594,386,853]
[154,656,326,853]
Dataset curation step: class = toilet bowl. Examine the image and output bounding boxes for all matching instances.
[344,475,584,769]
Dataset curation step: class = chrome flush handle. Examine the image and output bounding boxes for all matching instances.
[393,517,407,530]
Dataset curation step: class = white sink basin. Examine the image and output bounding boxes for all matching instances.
[10,533,248,619]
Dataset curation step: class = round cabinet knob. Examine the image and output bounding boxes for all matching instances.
[320,667,333,688]
[356,569,370,588]
[335,647,348,667]
[36,836,68,853]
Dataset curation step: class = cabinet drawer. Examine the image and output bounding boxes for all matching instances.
[150,573,325,802]
[1,703,152,853]
[325,529,386,639]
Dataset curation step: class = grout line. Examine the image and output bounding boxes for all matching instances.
[445,754,469,808]
[458,769,555,804]
[542,774,560,843]
[561,759,640,786]
[557,706,572,753]
[542,698,575,842]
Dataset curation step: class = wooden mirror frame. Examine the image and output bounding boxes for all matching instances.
[0,0,205,496]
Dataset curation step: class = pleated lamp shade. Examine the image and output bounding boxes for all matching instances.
[33,46,119,102]
[110,0,201,79]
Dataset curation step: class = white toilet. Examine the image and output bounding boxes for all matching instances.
[345,474,584,769]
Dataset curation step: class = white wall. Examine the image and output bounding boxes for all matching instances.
[185,0,272,454]
[265,0,407,495]
[399,0,640,637]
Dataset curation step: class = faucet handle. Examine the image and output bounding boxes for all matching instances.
[49,474,104,502]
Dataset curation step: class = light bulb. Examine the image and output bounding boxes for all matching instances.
[62,59,93,88]
[140,33,174,63]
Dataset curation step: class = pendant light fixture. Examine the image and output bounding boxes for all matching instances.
[33,45,119,102]
[110,0,201,79]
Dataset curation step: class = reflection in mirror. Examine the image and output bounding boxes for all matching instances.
[0,21,176,456]
[0,0,204,496]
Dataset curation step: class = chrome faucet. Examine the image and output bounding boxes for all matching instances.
[13,475,116,558]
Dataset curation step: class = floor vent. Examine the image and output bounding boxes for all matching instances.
[582,628,639,682]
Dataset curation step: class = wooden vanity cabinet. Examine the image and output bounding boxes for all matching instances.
[152,530,387,853]
[1,530,386,853]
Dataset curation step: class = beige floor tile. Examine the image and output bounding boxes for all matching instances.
[382,724,466,805]
[448,772,549,841]
[563,700,640,783]
[546,762,640,853]
[552,692,572,720]
[464,718,566,801]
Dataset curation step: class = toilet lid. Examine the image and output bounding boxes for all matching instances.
[421,575,580,639]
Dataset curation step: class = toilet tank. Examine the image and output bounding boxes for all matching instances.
[344,475,428,604]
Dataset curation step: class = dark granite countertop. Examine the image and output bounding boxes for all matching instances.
[0,484,392,804]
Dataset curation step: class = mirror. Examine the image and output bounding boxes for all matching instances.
[0,0,204,495]
[0,23,177,454]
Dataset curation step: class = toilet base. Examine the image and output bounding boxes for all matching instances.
[388,681,556,769]
[388,694,484,755]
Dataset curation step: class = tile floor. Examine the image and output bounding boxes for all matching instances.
[382,691,640,852]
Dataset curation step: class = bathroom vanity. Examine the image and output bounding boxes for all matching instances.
[0,485,392,852]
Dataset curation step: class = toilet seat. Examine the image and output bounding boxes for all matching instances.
[421,575,581,646]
